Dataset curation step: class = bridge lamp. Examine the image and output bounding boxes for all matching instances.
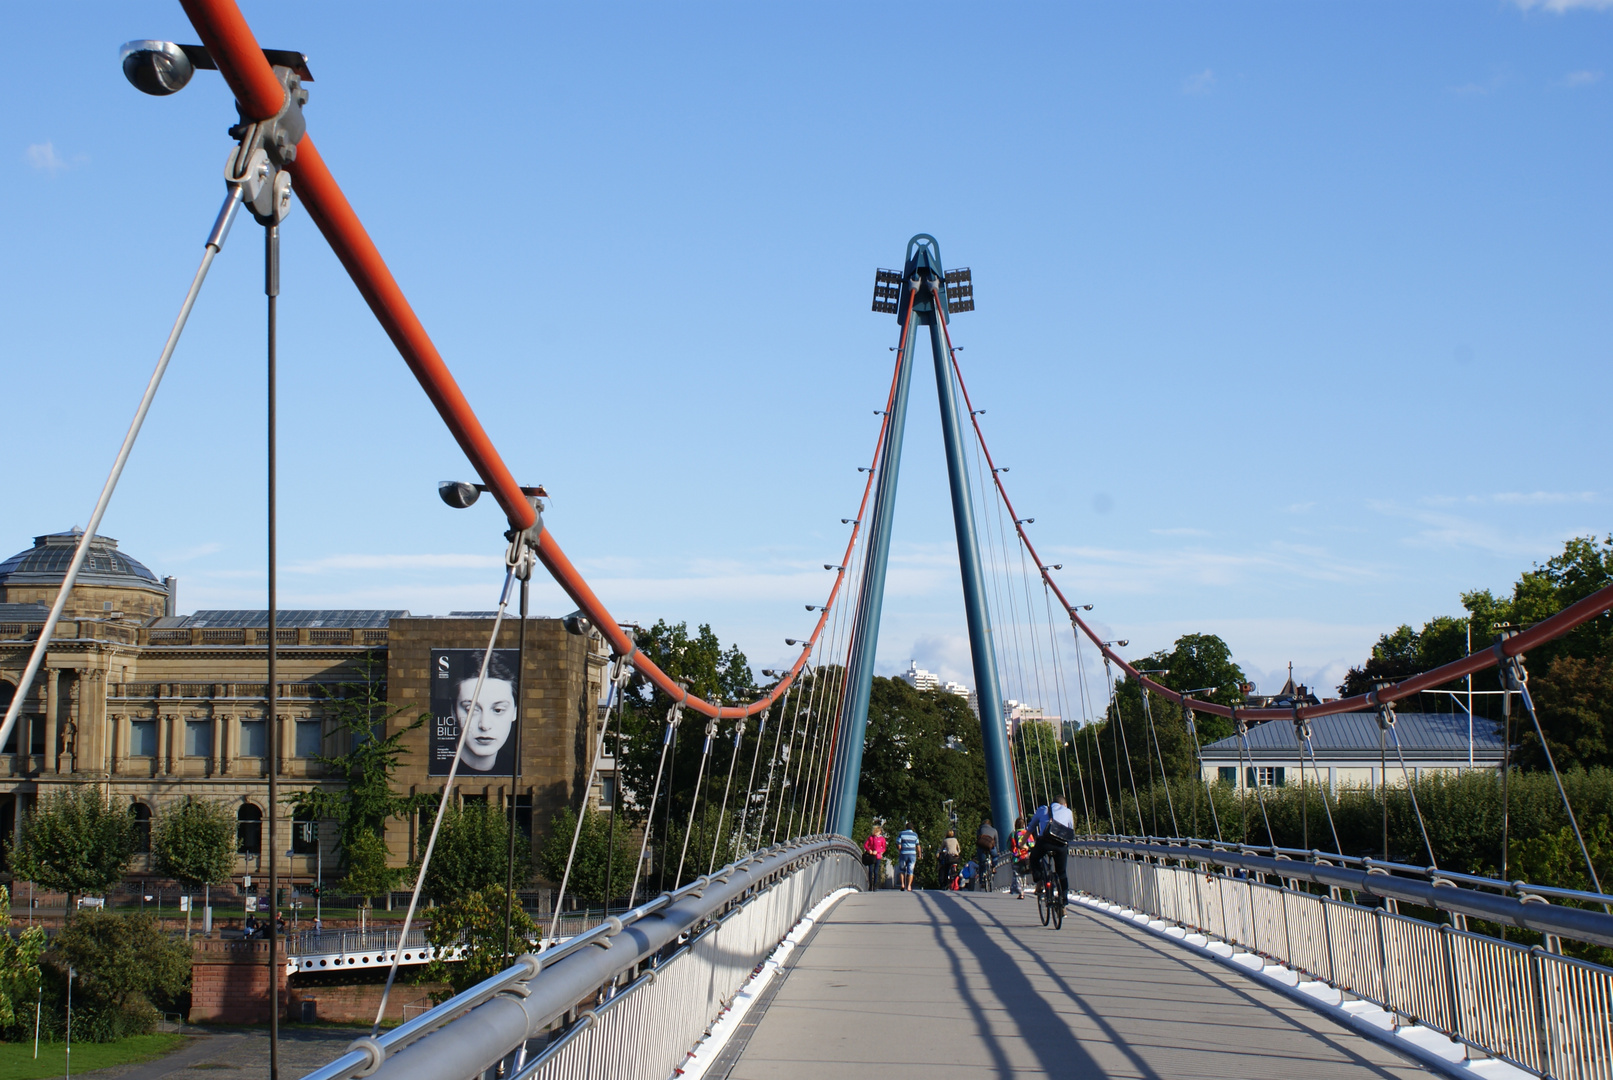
[786,638,808,647]
[825,564,844,571]
[971,409,986,416]
[858,467,871,473]
[1040,564,1063,572]
[805,605,819,612]
[1015,518,1034,525]
[563,611,593,636]
[841,518,860,525]
[439,480,546,509]
[1180,686,1218,697]
[1136,668,1170,676]
[121,40,315,96]
[874,410,886,416]
[994,467,1010,474]
[1102,640,1130,649]
[1075,604,1094,611]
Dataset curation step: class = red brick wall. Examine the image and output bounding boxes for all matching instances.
[284,982,449,1025]
[189,938,448,1025]
[190,938,288,1023]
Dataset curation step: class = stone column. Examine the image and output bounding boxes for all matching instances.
[211,714,222,777]
[109,714,121,774]
[278,713,291,776]
[43,669,59,773]
[162,715,175,775]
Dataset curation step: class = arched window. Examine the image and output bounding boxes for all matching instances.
[237,803,262,855]
[130,802,152,853]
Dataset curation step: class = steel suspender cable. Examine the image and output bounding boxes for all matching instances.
[731,705,770,860]
[1234,713,1277,853]
[503,569,530,964]
[675,715,717,886]
[600,652,634,909]
[1183,700,1224,843]
[0,187,242,756]
[375,561,518,1033]
[264,215,282,1080]
[1079,642,1117,834]
[628,695,682,909]
[1382,705,1439,871]
[708,714,744,874]
[1103,658,1145,835]
[1300,729,1341,854]
[1500,651,1607,902]
[548,643,624,941]
[1139,687,1179,838]
[772,666,809,844]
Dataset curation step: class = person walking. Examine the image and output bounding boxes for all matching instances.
[975,818,999,892]
[1010,817,1034,898]
[895,822,922,892]
[862,825,888,891]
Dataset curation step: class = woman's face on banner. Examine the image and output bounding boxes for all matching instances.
[454,676,516,770]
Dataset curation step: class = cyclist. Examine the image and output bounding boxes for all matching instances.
[1028,795,1075,901]
[975,818,998,892]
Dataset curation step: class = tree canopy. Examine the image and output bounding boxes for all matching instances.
[418,800,529,900]
[12,787,135,906]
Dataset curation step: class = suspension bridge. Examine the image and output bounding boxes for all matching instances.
[7,2,1613,1078]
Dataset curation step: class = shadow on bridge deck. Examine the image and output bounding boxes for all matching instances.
[720,890,1437,1080]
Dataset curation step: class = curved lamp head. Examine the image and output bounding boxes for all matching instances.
[121,40,194,95]
[438,481,481,509]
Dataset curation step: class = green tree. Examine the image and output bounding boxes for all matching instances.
[11,787,135,910]
[339,828,399,933]
[538,806,638,908]
[418,801,529,901]
[150,798,234,939]
[615,620,761,887]
[1338,615,1471,703]
[47,910,190,1041]
[284,655,433,887]
[0,885,46,1040]
[423,886,539,997]
[855,676,988,888]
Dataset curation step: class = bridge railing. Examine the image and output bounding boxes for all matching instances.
[297,835,863,1080]
[1070,838,1613,1079]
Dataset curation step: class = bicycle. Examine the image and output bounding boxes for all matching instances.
[1035,852,1064,929]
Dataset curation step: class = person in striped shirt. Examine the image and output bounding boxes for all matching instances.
[895,822,922,892]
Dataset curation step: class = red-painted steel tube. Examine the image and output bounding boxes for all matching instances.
[937,301,1613,727]
[175,0,896,720]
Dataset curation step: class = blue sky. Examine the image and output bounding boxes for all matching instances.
[6,1,1611,713]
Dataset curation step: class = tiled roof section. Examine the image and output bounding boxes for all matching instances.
[0,531,162,589]
[152,610,407,629]
[0,603,51,621]
[1201,711,1505,756]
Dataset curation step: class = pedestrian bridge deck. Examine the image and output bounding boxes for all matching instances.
[719,890,1437,1080]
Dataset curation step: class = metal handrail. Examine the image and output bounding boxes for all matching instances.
[1088,833,1613,909]
[1077,836,1613,949]
[296,834,859,1080]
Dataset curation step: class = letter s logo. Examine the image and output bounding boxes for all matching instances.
[437,654,450,678]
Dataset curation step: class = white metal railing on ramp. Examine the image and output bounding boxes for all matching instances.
[1070,847,1613,1079]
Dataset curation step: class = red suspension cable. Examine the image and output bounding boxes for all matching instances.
[934,290,1613,726]
[179,0,904,721]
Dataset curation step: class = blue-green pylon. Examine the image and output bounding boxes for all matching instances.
[826,235,1016,852]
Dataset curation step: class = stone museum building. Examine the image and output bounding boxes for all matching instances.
[0,530,612,894]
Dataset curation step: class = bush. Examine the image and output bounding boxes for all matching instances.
[538,806,638,907]
[423,887,538,998]
[42,910,189,1042]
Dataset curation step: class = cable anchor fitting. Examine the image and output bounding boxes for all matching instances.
[224,64,307,225]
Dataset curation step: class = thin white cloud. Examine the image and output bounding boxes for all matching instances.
[1420,491,1597,507]
[1183,69,1216,95]
[1284,502,1316,514]
[1514,0,1613,11]
[25,142,82,175]
[1369,500,1587,557]
[1562,69,1605,86]
[284,552,506,573]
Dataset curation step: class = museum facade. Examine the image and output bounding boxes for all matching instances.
[0,530,611,894]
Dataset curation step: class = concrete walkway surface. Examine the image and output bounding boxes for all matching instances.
[721,889,1438,1079]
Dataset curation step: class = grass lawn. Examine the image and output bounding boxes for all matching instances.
[0,1033,187,1079]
